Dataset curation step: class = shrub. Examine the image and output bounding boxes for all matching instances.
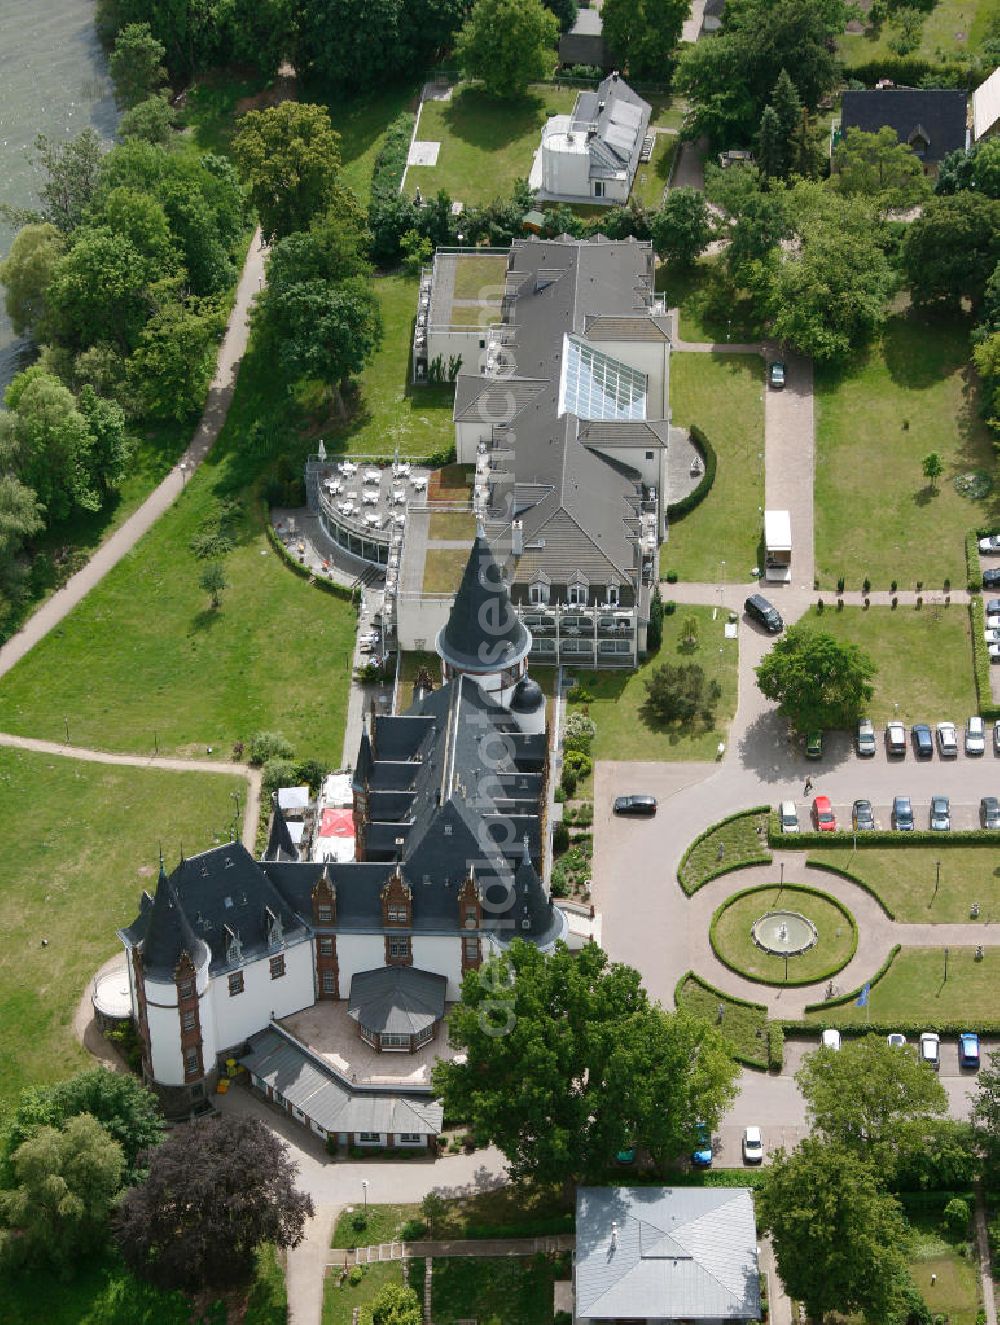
[665,569,678,583]
[663,599,677,615]
[369,112,416,209]
[401,1218,428,1240]
[567,683,594,703]
[564,712,596,743]
[248,731,295,765]
[767,1023,784,1072]
[575,801,594,827]
[348,1265,364,1285]
[564,749,592,779]
[262,757,300,794]
[561,767,578,797]
[553,821,570,854]
[666,425,717,521]
[942,1197,970,1238]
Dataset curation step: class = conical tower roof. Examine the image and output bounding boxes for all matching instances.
[436,534,530,673]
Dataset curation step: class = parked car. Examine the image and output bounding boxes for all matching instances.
[995,720,1000,754]
[979,536,1000,553]
[691,1122,713,1168]
[812,795,837,831]
[912,724,933,758]
[982,796,1000,829]
[852,799,875,831]
[966,716,986,755]
[613,795,657,817]
[779,801,799,833]
[616,1146,637,1164]
[988,599,1000,615]
[930,794,951,831]
[886,720,907,757]
[744,593,783,633]
[983,568,1000,589]
[893,795,914,831]
[985,630,1000,645]
[919,1031,941,1070]
[887,1033,906,1048]
[856,718,876,757]
[822,1028,842,1051]
[805,731,823,760]
[936,722,958,758]
[987,615,1000,630]
[990,643,1000,664]
[769,360,786,390]
[742,1126,764,1164]
[959,1032,981,1069]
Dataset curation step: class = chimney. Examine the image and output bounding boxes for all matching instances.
[512,520,524,556]
[611,1220,618,1251]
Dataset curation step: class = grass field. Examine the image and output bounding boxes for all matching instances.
[325,84,420,205]
[662,353,765,582]
[711,885,857,985]
[657,259,766,346]
[428,511,475,538]
[838,0,1000,68]
[815,310,996,589]
[794,604,976,724]
[807,946,1000,1024]
[423,547,470,593]
[452,254,508,299]
[405,83,576,204]
[410,1256,557,1325]
[579,605,739,761]
[678,810,772,894]
[332,1188,573,1249]
[322,1263,406,1325]
[809,845,1000,923]
[631,135,676,209]
[674,974,770,1067]
[0,747,242,1106]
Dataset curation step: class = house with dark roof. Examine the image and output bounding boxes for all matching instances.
[558,6,608,70]
[839,88,968,169]
[118,539,566,1122]
[530,73,651,204]
[397,236,673,670]
[574,1186,761,1323]
[701,0,726,33]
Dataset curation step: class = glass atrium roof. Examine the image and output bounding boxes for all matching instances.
[558,334,648,421]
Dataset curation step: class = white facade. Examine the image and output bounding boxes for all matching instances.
[205,939,315,1056]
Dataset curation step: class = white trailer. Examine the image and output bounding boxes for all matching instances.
[764,509,792,583]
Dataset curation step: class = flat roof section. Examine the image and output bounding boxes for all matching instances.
[428,251,507,329]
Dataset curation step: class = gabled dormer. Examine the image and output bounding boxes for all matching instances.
[381,866,412,927]
[312,868,337,927]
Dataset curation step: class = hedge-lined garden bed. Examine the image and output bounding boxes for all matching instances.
[709,884,858,987]
[678,808,771,895]
[674,971,772,1069]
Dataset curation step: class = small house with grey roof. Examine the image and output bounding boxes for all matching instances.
[575,1186,761,1323]
[838,88,968,170]
[118,538,566,1125]
[530,72,651,204]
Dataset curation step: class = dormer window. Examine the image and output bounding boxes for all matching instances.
[568,582,588,606]
[528,580,550,606]
[607,584,620,607]
[387,904,409,924]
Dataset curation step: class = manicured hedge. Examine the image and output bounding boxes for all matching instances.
[709,883,858,988]
[370,111,416,208]
[678,806,771,895]
[666,424,716,521]
[263,505,357,603]
[803,944,900,1011]
[768,810,1000,849]
[804,858,896,919]
[784,1016,1000,1036]
[967,528,983,593]
[767,1023,784,1072]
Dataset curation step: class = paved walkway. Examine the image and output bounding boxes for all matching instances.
[0,228,266,685]
[329,1234,575,1264]
[976,1188,999,1325]
[764,354,815,590]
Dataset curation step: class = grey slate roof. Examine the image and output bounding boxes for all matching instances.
[348,966,447,1035]
[437,534,530,672]
[840,88,968,164]
[239,1027,444,1135]
[453,377,548,423]
[575,1187,761,1321]
[584,314,671,342]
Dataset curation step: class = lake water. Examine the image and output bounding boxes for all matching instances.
[0,0,117,391]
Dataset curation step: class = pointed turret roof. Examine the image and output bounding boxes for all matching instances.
[353,721,373,791]
[436,534,530,674]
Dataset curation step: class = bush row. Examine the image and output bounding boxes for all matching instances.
[967,528,983,593]
[677,806,772,895]
[768,810,1000,849]
[845,55,985,88]
[709,884,858,988]
[262,502,357,603]
[666,424,717,522]
[803,944,901,1010]
[783,1015,1000,1036]
[369,111,416,209]
[767,1023,784,1072]
[804,858,896,919]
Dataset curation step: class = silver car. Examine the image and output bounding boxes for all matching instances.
[936,722,958,758]
[967,716,986,755]
[779,801,799,833]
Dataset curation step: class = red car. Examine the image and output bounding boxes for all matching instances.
[812,795,837,832]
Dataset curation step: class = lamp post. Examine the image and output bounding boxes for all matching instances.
[179,461,188,486]
[362,1179,369,1215]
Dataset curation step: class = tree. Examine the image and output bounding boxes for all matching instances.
[0,474,44,614]
[755,625,876,732]
[115,1114,313,1293]
[972,1046,1000,1185]
[47,226,154,352]
[110,22,168,108]
[795,1034,947,1173]
[433,941,738,1188]
[199,561,227,609]
[0,223,64,339]
[650,189,713,265]
[264,276,383,394]
[30,130,104,233]
[0,1113,124,1275]
[266,210,371,294]
[901,193,1000,310]
[127,297,223,421]
[119,94,177,145]
[293,0,468,92]
[233,102,345,242]
[758,1139,914,1324]
[2,1068,164,1187]
[757,104,785,181]
[922,451,943,493]
[455,0,558,98]
[770,70,802,158]
[360,1282,423,1325]
[644,661,722,724]
[832,126,931,214]
[543,0,578,30]
[601,0,690,81]
[973,331,1000,435]
[3,370,100,521]
[937,137,1000,200]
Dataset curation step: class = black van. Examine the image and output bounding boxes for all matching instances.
[744,593,783,633]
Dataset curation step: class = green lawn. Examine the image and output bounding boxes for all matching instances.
[324,84,420,205]
[0,747,242,1106]
[662,353,765,582]
[809,845,1000,924]
[657,258,766,346]
[427,511,475,538]
[322,1263,406,1325]
[678,810,772,894]
[674,973,770,1068]
[815,309,997,589]
[631,135,676,209]
[413,1255,557,1325]
[908,1217,981,1325]
[712,885,857,985]
[578,605,739,761]
[332,1189,573,1249]
[405,83,576,205]
[423,547,471,593]
[794,604,976,724]
[329,273,456,458]
[452,254,509,299]
[807,946,1000,1025]
[838,0,1000,68]
[180,70,273,153]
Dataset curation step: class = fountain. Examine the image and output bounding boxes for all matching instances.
[751,909,818,957]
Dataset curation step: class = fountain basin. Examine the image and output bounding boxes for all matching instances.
[751,909,818,956]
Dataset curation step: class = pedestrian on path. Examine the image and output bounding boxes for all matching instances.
[804,776,813,795]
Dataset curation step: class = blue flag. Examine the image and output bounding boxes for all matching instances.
[856,983,870,1008]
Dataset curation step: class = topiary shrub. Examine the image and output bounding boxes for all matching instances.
[942,1197,970,1238]
[665,569,679,583]
[248,730,295,765]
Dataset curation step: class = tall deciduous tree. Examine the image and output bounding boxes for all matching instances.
[109,22,168,108]
[433,940,738,1187]
[832,126,931,214]
[937,137,1000,199]
[0,222,64,339]
[127,297,223,421]
[455,0,559,98]
[0,1113,124,1274]
[922,451,943,493]
[3,370,100,520]
[602,0,689,81]
[24,130,105,233]
[233,102,345,242]
[755,625,876,732]
[758,1139,914,1323]
[650,188,713,265]
[119,94,177,145]
[115,1115,313,1293]
[643,661,722,724]
[261,275,383,394]
[972,1047,1000,1185]
[901,193,1000,310]
[757,104,785,180]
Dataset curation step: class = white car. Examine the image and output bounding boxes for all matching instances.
[987,630,1000,645]
[991,644,1000,665]
[779,801,799,833]
[742,1126,764,1165]
[822,1028,842,1051]
[987,615,1000,630]
[966,716,986,755]
[919,1031,941,1070]
[887,1033,906,1048]
[936,722,958,758]
[980,535,1000,554]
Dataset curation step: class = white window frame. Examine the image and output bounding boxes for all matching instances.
[567,582,588,606]
[528,580,550,606]
[607,584,620,607]
[593,180,606,198]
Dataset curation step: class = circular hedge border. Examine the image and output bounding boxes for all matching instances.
[710,883,859,988]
